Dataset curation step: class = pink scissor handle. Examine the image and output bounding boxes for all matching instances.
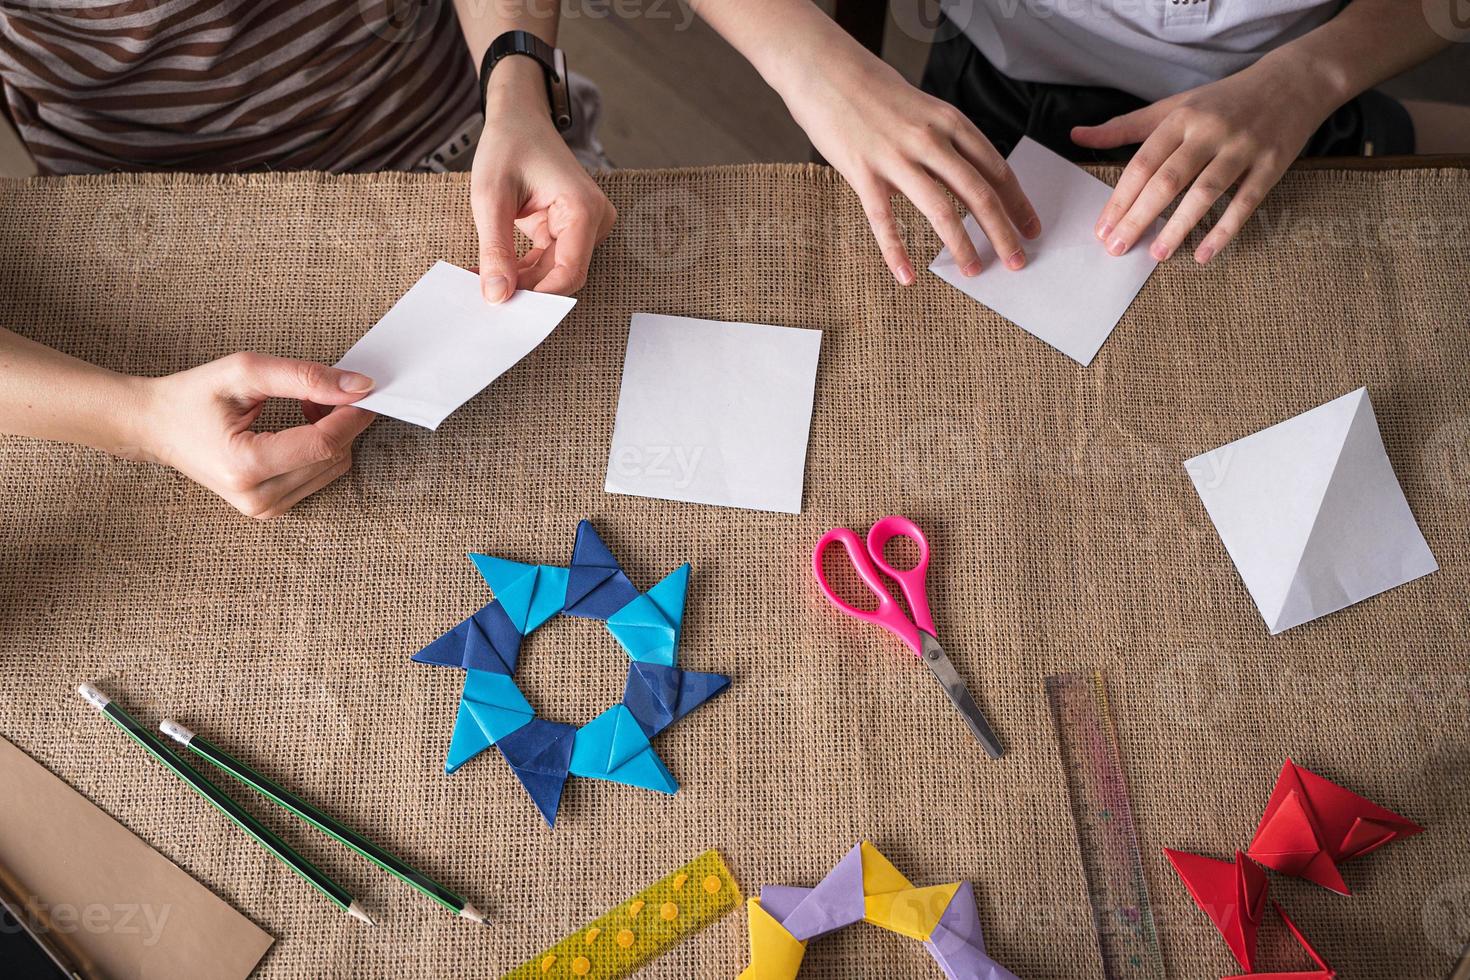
[866,515,936,637]
[813,526,924,654]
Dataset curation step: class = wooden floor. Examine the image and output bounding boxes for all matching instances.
[556,0,931,168]
[0,3,1463,177]
[558,6,806,168]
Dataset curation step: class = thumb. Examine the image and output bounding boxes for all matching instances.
[228,352,373,405]
[473,179,521,304]
[1071,103,1168,149]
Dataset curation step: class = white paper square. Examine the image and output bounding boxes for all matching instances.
[336,261,576,429]
[605,313,823,514]
[1185,387,1438,634]
[929,137,1159,365]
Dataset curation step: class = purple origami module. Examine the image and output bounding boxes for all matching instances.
[409,520,731,827]
[739,842,1020,980]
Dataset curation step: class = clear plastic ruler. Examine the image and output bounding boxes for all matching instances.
[1046,672,1167,980]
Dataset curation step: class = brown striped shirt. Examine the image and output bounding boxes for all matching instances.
[0,0,479,175]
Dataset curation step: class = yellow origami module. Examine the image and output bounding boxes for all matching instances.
[738,842,1019,980]
[742,898,808,978]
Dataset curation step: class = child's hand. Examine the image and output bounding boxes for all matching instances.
[135,353,376,519]
[785,52,1041,285]
[1071,57,1333,264]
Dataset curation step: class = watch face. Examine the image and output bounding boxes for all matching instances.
[551,48,574,131]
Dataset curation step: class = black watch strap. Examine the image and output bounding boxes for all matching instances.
[479,30,573,132]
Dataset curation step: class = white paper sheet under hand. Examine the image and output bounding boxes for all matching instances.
[605,313,823,514]
[1185,387,1438,635]
[929,137,1159,366]
[335,261,576,429]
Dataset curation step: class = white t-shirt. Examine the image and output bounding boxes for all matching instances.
[939,0,1339,103]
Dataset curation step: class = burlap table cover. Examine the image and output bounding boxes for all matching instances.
[0,164,1466,980]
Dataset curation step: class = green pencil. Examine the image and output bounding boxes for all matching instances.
[159,718,485,924]
[77,685,373,926]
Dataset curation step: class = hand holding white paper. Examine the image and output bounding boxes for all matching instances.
[336,261,576,429]
[1185,387,1438,634]
[929,137,1159,366]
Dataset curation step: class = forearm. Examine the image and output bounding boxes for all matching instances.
[689,0,880,101]
[0,327,145,456]
[453,0,558,114]
[1258,0,1452,109]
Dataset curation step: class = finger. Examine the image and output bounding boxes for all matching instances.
[900,168,982,276]
[237,406,373,478]
[1069,100,1175,150]
[301,399,329,423]
[472,180,521,303]
[927,151,1026,270]
[229,352,373,406]
[518,245,557,291]
[518,245,548,275]
[1195,168,1277,264]
[595,198,617,243]
[1150,155,1249,261]
[1105,142,1208,256]
[248,450,346,502]
[854,180,914,285]
[530,201,599,296]
[516,212,551,251]
[1094,126,1184,244]
[950,126,1041,239]
[251,454,354,521]
[220,451,341,518]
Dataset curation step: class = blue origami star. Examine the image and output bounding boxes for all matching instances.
[411,520,731,826]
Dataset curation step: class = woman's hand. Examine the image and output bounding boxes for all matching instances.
[1071,57,1334,264]
[471,58,615,303]
[781,53,1040,285]
[133,353,376,520]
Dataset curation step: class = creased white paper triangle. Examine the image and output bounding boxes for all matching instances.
[1186,387,1436,634]
[1186,390,1357,622]
[1271,390,1439,632]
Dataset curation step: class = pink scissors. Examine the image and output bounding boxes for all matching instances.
[813,515,1003,759]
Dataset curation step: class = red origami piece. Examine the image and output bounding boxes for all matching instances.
[1223,903,1335,980]
[1246,759,1424,895]
[1164,849,1269,972]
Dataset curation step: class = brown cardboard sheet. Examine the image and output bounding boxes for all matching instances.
[0,735,273,980]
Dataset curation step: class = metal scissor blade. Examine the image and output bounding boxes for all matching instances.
[918,632,1004,759]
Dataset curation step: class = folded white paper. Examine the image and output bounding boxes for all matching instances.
[1185,387,1438,634]
[929,137,1159,366]
[336,261,576,429]
[605,313,823,514]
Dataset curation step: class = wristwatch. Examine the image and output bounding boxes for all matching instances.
[480,30,573,133]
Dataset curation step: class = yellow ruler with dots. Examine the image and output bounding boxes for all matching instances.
[502,850,742,980]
